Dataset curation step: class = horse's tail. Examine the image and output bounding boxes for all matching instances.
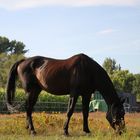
[6,59,25,113]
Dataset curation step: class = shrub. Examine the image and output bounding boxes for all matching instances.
[0,88,82,103]
[0,88,82,113]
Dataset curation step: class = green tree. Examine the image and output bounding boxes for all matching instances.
[102,58,121,75]
[0,36,10,53]
[0,36,28,55]
[0,36,28,88]
[0,53,25,87]
[9,40,28,54]
[133,74,140,100]
[111,70,135,93]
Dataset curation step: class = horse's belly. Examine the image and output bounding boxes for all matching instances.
[44,85,69,95]
[45,88,69,95]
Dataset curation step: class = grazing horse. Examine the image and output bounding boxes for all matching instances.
[6,53,125,135]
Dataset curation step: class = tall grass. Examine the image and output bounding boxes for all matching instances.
[0,112,140,140]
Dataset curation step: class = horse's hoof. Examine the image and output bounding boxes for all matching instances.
[84,129,91,133]
[64,131,69,136]
[25,125,29,129]
[31,130,37,136]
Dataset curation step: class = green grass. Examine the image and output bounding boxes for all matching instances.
[0,112,140,140]
[0,132,140,140]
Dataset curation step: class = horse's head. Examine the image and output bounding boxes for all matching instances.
[106,99,126,135]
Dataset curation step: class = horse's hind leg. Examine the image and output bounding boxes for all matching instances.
[82,94,91,133]
[64,93,78,136]
[25,86,41,135]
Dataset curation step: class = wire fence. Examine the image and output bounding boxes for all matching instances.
[0,101,140,114]
[0,101,82,114]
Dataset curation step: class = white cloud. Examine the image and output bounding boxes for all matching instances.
[0,0,140,10]
[97,28,118,35]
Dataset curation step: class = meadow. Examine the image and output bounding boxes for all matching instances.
[0,112,140,140]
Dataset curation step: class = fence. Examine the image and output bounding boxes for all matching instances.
[1,101,139,114]
[0,101,82,113]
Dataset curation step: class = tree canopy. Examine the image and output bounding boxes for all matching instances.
[0,36,28,55]
[133,74,140,99]
[102,57,121,75]
[0,53,25,87]
[0,36,27,87]
[111,70,135,93]
[103,57,140,100]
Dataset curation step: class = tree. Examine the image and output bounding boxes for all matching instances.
[0,36,28,88]
[9,40,28,54]
[0,36,28,55]
[111,70,135,93]
[0,36,10,53]
[0,53,25,87]
[133,74,140,100]
[102,58,140,100]
[102,58,121,75]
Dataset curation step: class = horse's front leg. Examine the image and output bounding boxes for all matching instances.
[82,94,91,133]
[64,94,78,136]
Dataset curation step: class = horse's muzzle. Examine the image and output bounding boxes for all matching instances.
[113,118,126,135]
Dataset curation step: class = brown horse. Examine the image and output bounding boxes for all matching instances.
[6,53,125,135]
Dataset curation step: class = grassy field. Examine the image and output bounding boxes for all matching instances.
[0,112,140,140]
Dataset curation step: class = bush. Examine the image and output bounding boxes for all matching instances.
[0,88,82,103]
[0,88,5,101]
[0,88,82,113]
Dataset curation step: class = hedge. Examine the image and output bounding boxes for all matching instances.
[0,88,82,103]
[0,88,82,113]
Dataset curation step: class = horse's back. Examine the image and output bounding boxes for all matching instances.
[16,54,105,94]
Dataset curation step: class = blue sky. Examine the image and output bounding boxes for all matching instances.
[0,0,140,73]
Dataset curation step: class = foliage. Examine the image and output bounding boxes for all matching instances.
[102,57,121,75]
[102,58,140,100]
[111,70,135,93]
[0,36,9,53]
[133,74,140,99]
[0,88,82,103]
[0,36,28,55]
[0,88,82,112]
[0,53,25,87]
[0,36,27,87]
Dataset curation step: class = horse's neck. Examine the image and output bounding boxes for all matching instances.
[99,79,120,107]
[102,90,120,107]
